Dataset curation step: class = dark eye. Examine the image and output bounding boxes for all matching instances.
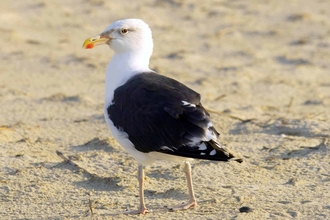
[120,28,129,35]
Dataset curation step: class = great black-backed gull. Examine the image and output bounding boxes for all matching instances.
[83,18,242,214]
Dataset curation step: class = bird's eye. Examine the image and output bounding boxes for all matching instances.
[120,28,129,35]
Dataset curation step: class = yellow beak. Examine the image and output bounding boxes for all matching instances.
[82,34,110,49]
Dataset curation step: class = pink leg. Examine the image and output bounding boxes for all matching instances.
[168,161,197,211]
[124,164,150,214]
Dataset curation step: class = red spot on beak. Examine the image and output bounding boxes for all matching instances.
[86,43,94,49]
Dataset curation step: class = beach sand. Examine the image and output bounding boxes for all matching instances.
[1,0,330,219]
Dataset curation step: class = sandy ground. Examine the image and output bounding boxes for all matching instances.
[1,0,330,219]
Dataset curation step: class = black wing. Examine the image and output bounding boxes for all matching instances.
[107,72,241,162]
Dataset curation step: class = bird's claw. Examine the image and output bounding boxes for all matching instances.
[124,207,151,215]
[166,200,197,211]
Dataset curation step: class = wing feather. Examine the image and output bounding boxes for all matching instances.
[107,72,241,162]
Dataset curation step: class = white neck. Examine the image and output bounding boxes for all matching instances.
[104,51,152,108]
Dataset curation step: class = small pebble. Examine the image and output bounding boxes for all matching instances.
[239,206,253,213]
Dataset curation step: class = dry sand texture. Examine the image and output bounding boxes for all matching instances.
[1,0,330,219]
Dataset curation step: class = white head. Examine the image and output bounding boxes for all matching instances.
[83,19,153,57]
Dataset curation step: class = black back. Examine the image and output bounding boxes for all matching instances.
[107,72,217,153]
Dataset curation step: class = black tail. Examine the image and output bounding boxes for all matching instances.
[207,140,243,163]
[159,139,243,163]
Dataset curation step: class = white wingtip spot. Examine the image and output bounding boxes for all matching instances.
[210,149,216,156]
[198,143,207,150]
[200,152,206,155]
[160,146,174,152]
[182,101,196,108]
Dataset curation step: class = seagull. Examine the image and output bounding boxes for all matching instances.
[83,18,242,214]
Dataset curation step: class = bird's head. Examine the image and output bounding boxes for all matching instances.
[83,19,153,54]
